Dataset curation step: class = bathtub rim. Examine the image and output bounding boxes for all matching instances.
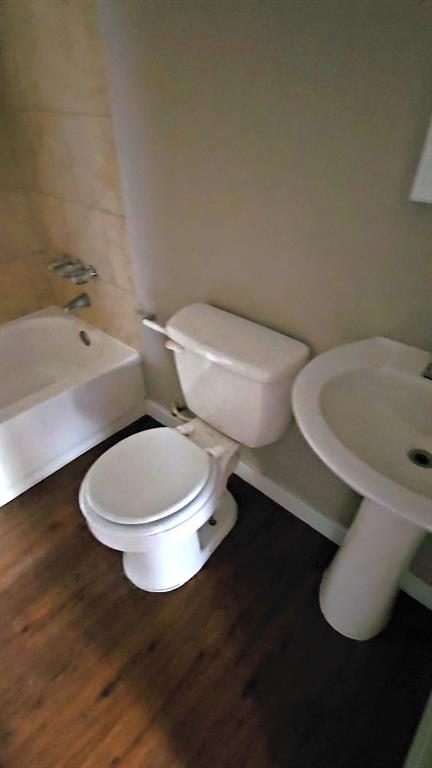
[1,305,146,506]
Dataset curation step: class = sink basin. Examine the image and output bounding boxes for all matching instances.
[293,337,432,640]
[293,337,432,529]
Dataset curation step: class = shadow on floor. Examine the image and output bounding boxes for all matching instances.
[0,417,431,768]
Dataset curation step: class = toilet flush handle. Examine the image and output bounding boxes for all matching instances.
[165,340,185,354]
[137,310,167,335]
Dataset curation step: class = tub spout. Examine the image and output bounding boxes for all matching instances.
[63,293,91,314]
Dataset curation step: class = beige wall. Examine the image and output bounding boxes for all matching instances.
[101,0,432,408]
[0,108,53,322]
[0,0,140,347]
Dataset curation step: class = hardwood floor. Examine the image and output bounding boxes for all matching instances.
[0,417,431,768]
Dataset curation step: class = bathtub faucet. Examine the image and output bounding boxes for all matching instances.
[49,255,98,284]
[63,293,91,314]
[50,255,81,274]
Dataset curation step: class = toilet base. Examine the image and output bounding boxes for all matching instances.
[122,491,238,592]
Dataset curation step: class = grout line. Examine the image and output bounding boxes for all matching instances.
[49,271,136,299]
[30,190,125,219]
[5,106,111,118]
[0,183,29,194]
[0,254,30,265]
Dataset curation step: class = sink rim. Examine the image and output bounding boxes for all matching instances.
[292,336,432,532]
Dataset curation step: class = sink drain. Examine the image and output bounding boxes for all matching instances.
[407,448,432,468]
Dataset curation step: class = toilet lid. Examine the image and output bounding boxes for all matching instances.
[81,428,211,524]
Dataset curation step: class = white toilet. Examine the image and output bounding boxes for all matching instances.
[79,303,309,592]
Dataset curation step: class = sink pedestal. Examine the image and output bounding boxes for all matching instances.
[319,498,425,641]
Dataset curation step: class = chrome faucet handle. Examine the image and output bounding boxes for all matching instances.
[49,255,80,273]
[70,266,98,285]
[58,262,86,277]
[48,256,98,284]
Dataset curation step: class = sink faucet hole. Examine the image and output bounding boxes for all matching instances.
[407,449,432,468]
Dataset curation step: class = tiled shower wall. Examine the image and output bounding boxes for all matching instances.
[0,110,53,322]
[0,0,140,348]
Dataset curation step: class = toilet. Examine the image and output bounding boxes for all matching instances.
[79,303,309,592]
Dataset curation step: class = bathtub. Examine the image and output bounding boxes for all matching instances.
[0,306,146,506]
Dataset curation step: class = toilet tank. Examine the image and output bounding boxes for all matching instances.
[166,304,309,448]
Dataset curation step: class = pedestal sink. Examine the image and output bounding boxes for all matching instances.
[292,337,432,640]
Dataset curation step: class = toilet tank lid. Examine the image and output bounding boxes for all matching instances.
[166,304,309,383]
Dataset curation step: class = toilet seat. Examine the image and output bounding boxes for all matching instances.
[80,428,211,525]
[79,459,220,554]
[78,421,240,588]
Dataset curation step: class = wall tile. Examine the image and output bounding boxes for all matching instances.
[0,307,11,324]
[0,254,53,320]
[0,190,40,261]
[23,250,55,307]
[36,193,134,291]
[0,111,24,189]
[0,0,109,114]
[0,0,138,345]
[17,112,123,214]
[0,0,36,109]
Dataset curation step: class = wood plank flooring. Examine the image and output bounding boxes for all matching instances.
[0,417,431,768]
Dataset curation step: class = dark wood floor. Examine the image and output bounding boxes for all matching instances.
[1,416,431,768]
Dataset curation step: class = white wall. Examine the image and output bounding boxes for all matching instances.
[100,0,432,408]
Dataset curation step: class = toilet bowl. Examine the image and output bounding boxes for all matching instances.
[79,303,309,591]
[79,422,240,592]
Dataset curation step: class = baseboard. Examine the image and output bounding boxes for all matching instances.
[404,692,432,768]
[235,460,347,546]
[144,398,432,611]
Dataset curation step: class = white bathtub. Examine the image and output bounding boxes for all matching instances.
[0,306,146,506]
